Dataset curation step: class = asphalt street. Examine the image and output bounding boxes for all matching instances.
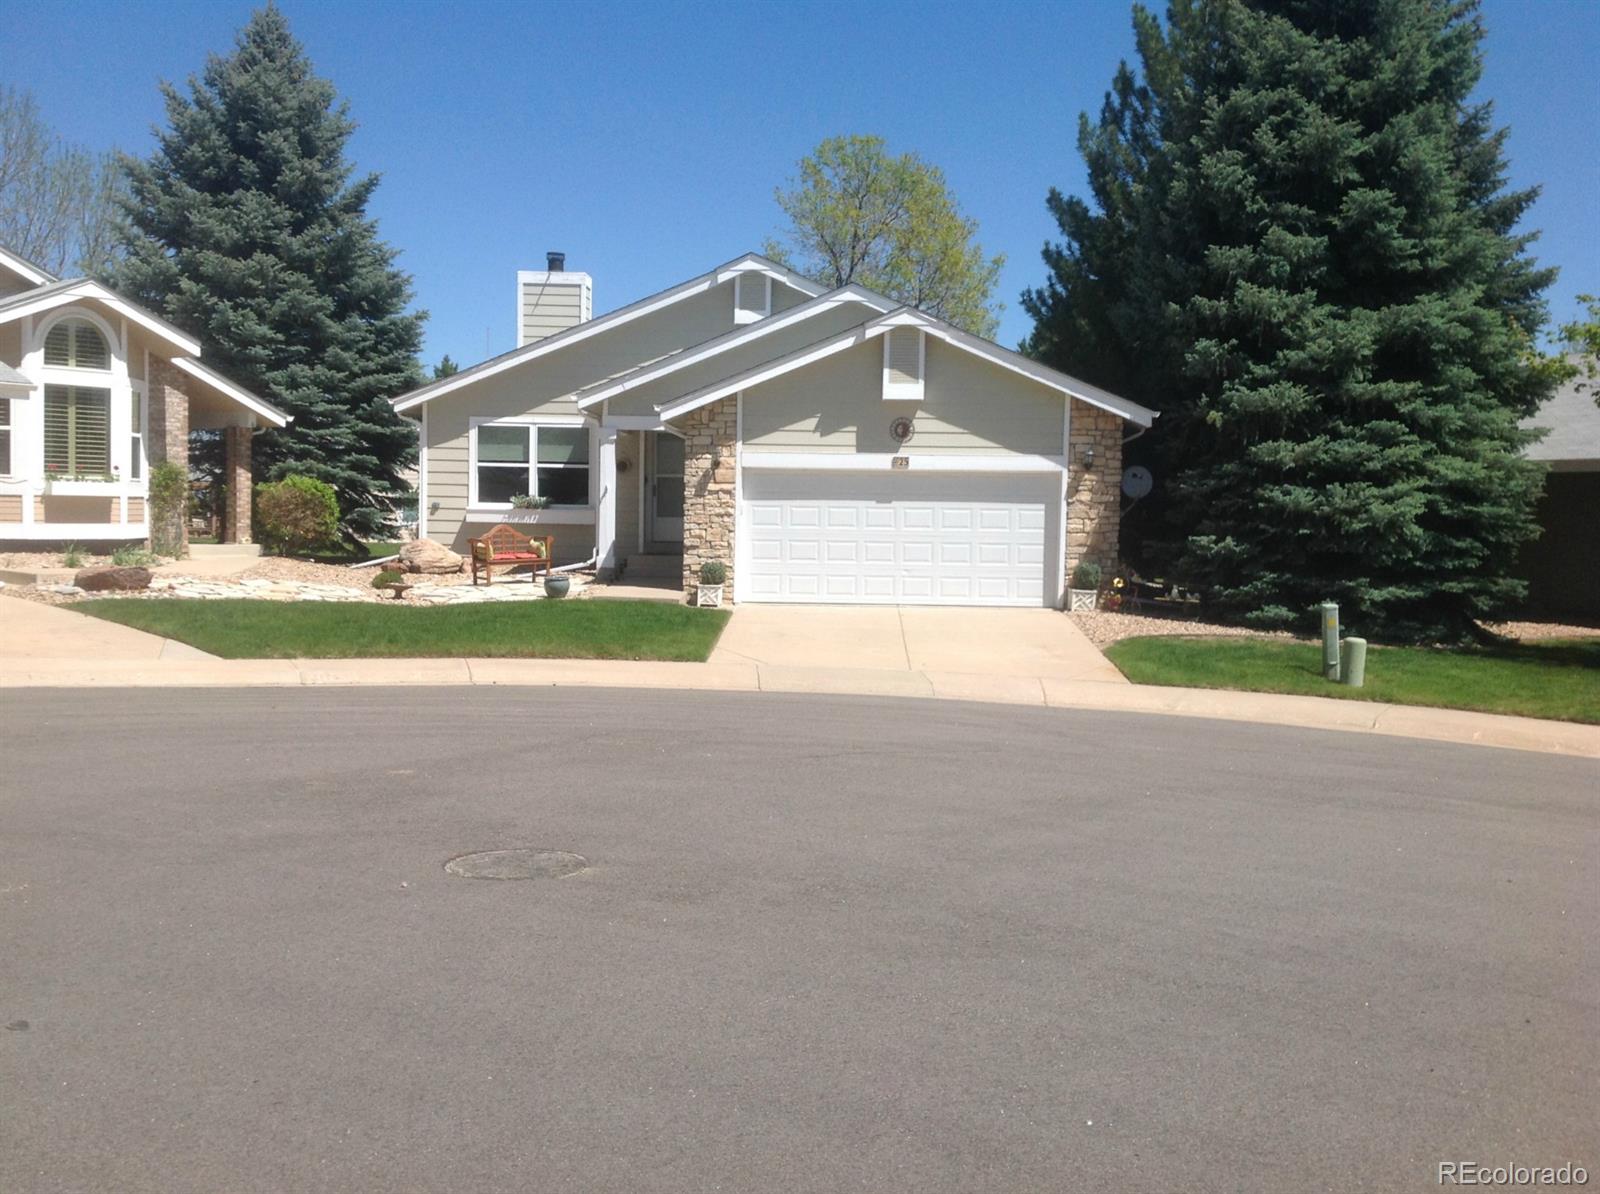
[2,688,1595,1193]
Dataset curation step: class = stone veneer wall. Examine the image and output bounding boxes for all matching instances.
[679,398,737,599]
[1066,399,1124,579]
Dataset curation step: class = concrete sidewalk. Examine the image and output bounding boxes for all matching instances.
[4,651,1596,758]
[0,596,215,660]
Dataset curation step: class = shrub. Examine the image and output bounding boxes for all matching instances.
[111,546,160,567]
[148,461,189,556]
[372,568,404,589]
[61,542,86,568]
[1070,562,1102,590]
[699,560,727,586]
[256,475,341,556]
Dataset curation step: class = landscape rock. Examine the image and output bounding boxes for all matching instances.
[74,566,152,592]
[399,539,464,574]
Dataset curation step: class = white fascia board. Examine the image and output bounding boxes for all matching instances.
[574,285,892,411]
[0,246,55,286]
[171,357,291,427]
[0,282,203,357]
[740,451,1066,473]
[658,305,1160,430]
[0,381,32,396]
[714,253,827,298]
[601,413,666,431]
[394,253,818,414]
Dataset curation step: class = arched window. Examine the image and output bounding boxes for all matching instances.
[43,318,110,370]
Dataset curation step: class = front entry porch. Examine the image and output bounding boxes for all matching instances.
[612,428,684,588]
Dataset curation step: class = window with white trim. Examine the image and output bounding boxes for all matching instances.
[44,318,111,370]
[44,385,112,476]
[474,424,590,506]
[0,398,11,475]
[130,389,144,480]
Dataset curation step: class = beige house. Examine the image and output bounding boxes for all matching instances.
[0,245,288,549]
[394,252,1156,606]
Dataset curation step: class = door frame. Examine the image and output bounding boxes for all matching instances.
[645,429,685,548]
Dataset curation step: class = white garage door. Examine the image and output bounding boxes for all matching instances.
[741,470,1056,607]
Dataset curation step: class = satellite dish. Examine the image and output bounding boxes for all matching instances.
[1121,465,1153,499]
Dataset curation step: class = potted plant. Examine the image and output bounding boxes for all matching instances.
[509,494,550,510]
[543,572,571,598]
[696,560,726,608]
[1067,561,1101,611]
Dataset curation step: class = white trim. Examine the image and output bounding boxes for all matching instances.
[170,357,290,427]
[0,246,54,286]
[463,506,595,525]
[1058,398,1071,608]
[734,391,744,603]
[0,282,202,357]
[740,451,1067,473]
[635,430,646,553]
[0,522,149,541]
[881,326,925,402]
[574,284,893,411]
[418,407,429,540]
[393,253,824,413]
[466,417,597,511]
[659,307,1158,428]
[596,426,618,574]
[733,273,772,325]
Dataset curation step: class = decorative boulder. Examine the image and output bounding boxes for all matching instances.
[74,566,152,592]
[399,538,464,574]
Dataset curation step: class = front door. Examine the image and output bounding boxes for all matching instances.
[649,431,685,544]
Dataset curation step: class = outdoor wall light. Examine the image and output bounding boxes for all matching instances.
[1082,444,1096,470]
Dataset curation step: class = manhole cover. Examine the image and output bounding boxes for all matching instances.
[445,849,588,880]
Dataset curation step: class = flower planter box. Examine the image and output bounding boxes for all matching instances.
[45,479,122,496]
[695,583,724,608]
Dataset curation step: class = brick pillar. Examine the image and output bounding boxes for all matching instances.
[1066,400,1125,581]
[679,398,737,601]
[223,426,254,544]
[146,358,190,554]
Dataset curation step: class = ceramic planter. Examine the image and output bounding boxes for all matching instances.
[544,574,571,599]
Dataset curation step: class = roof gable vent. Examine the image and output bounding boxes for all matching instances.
[882,326,924,401]
[733,273,771,325]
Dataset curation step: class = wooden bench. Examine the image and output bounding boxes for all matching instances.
[467,524,555,586]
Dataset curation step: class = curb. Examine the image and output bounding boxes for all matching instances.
[3,656,1596,759]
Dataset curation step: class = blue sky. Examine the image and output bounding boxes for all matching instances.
[11,0,1598,368]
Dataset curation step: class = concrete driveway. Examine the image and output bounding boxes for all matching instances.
[710,604,1125,683]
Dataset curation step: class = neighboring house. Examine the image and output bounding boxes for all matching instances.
[1519,359,1600,620]
[0,245,289,549]
[392,252,1156,607]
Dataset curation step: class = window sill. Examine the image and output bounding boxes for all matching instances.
[464,506,595,524]
[44,479,127,495]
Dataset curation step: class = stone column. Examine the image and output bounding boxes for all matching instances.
[146,358,190,554]
[679,399,737,601]
[1065,400,1125,581]
[223,425,254,544]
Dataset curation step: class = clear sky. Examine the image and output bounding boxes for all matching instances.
[10,0,1598,369]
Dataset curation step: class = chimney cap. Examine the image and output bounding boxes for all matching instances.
[546,251,566,271]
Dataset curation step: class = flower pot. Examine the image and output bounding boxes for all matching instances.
[696,583,724,608]
[1067,588,1098,612]
[544,574,571,599]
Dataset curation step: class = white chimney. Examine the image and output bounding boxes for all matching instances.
[516,251,593,346]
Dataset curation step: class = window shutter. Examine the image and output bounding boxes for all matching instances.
[44,324,73,367]
[43,320,109,369]
[43,385,110,474]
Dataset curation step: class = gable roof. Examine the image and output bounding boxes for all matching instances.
[0,245,56,288]
[391,253,826,413]
[0,278,202,357]
[572,284,895,410]
[172,356,291,428]
[656,306,1160,428]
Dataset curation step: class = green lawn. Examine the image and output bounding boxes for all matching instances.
[1104,635,1600,724]
[78,598,730,662]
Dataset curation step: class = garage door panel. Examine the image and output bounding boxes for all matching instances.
[743,471,1055,607]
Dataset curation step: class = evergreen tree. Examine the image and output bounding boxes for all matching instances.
[106,4,423,536]
[432,355,460,380]
[1024,0,1559,641]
